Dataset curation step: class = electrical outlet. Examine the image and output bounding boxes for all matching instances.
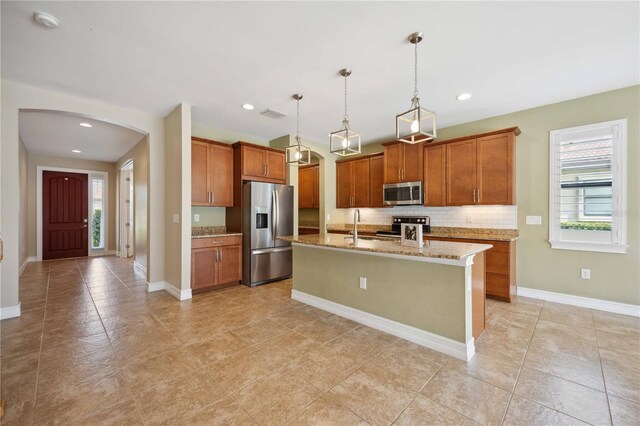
[173,214,180,224]
[526,216,542,225]
[327,214,331,221]
[466,215,473,223]
[194,214,200,222]
[359,277,367,290]
[581,268,591,279]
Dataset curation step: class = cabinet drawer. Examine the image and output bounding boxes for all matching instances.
[192,235,242,249]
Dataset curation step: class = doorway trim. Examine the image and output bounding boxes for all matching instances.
[37,166,110,261]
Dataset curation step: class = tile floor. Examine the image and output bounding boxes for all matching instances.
[1,256,639,425]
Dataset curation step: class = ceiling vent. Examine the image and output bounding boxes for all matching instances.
[261,108,287,119]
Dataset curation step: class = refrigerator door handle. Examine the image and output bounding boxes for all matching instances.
[274,190,279,241]
[271,190,277,243]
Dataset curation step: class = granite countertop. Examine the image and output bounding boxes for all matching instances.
[191,226,242,239]
[325,224,518,242]
[279,233,492,261]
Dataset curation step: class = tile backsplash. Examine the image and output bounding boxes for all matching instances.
[341,205,518,229]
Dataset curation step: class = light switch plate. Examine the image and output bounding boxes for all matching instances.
[359,277,367,290]
[173,214,180,224]
[194,214,200,222]
[581,268,591,279]
[526,215,542,225]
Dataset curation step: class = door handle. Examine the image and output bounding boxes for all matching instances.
[81,225,88,228]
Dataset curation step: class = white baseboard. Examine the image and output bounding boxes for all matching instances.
[147,281,166,292]
[518,287,640,317]
[27,256,37,262]
[1,303,21,320]
[107,250,117,255]
[164,282,192,301]
[291,290,474,361]
[19,257,37,276]
[133,260,147,275]
[146,281,192,301]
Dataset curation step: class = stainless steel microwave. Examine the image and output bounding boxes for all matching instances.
[383,181,423,206]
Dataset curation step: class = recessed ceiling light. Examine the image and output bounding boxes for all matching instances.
[33,12,60,29]
[456,93,472,101]
[241,104,255,111]
[79,122,92,128]
[72,149,82,153]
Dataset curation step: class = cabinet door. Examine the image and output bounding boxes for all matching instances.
[191,141,210,206]
[217,245,242,285]
[352,158,370,207]
[383,144,402,184]
[313,165,320,208]
[369,155,384,208]
[209,144,234,207]
[336,162,352,208]
[298,166,315,208]
[242,146,267,179]
[424,145,446,206]
[265,150,286,181]
[477,133,514,205]
[401,143,424,182]
[446,139,477,206]
[191,247,217,289]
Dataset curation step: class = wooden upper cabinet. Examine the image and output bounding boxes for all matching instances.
[298,165,319,209]
[336,161,353,208]
[336,158,370,208]
[352,158,370,207]
[383,142,423,184]
[192,140,210,206]
[424,145,446,207]
[477,132,515,205]
[234,142,286,184]
[446,139,477,206]
[191,137,233,207]
[441,128,517,206]
[369,155,384,208]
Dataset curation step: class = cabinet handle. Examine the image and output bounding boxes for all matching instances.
[402,169,405,181]
[211,192,215,204]
[473,190,476,204]
[398,168,401,182]
[477,189,481,204]
[220,249,223,262]
[266,164,269,176]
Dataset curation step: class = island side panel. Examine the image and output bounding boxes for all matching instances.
[471,251,486,339]
[292,245,468,343]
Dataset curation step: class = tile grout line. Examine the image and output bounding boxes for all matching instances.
[592,308,615,426]
[29,261,52,425]
[80,257,148,425]
[497,300,543,426]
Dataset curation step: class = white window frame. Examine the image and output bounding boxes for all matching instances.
[90,175,106,250]
[549,119,628,254]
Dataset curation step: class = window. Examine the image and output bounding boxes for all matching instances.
[91,176,105,249]
[549,119,627,253]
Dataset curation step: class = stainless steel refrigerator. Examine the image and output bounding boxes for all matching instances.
[242,181,294,287]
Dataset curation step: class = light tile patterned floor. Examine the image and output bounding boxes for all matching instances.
[1,256,639,425]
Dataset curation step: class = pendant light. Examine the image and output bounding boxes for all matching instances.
[396,32,437,143]
[330,68,361,156]
[286,94,311,166]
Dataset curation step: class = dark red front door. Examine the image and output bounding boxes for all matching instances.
[43,171,89,260]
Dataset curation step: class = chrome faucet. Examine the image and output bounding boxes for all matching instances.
[353,209,361,244]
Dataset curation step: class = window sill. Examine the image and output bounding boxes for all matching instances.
[549,240,628,254]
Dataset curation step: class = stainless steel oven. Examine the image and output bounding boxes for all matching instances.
[383,181,423,206]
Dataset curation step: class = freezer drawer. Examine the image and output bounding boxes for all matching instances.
[247,246,292,286]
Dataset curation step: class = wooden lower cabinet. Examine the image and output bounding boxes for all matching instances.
[425,236,516,302]
[191,236,242,292]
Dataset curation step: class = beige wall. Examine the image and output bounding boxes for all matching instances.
[26,154,117,257]
[191,120,269,228]
[164,104,192,291]
[19,140,29,267]
[116,137,149,276]
[437,86,639,305]
[1,80,165,308]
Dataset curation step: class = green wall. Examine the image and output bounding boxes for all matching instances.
[437,86,640,305]
[293,245,469,342]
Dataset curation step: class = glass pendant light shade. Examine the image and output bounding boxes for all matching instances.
[396,32,437,144]
[286,94,311,166]
[330,68,361,156]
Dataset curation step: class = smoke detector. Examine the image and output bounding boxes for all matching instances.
[261,108,287,119]
[34,12,60,29]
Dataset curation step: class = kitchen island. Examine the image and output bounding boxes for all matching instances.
[279,233,492,360]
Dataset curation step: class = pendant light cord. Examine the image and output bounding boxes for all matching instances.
[344,75,349,121]
[296,97,300,144]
